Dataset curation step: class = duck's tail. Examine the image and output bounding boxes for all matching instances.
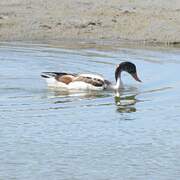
[41,72,60,78]
[41,72,62,86]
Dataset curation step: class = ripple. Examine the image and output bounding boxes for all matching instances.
[1,42,180,180]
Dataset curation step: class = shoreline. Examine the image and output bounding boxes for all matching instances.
[1,38,179,52]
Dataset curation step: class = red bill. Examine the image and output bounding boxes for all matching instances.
[131,73,142,82]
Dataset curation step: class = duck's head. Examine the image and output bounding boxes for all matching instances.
[115,61,141,82]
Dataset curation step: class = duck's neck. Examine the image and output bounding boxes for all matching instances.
[114,76,122,90]
[107,76,122,91]
[113,66,123,90]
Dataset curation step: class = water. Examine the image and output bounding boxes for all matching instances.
[0,42,180,180]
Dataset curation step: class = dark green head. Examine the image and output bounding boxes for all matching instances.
[115,61,141,82]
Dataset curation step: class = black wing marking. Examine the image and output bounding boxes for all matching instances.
[74,76,105,87]
[41,72,76,78]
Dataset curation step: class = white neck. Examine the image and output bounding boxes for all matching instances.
[106,70,123,90]
[115,77,122,90]
[109,76,122,90]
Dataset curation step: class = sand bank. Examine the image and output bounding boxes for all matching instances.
[0,0,180,44]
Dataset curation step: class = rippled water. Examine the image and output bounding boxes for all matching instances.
[0,42,180,180]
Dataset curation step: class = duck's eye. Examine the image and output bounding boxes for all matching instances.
[128,66,135,73]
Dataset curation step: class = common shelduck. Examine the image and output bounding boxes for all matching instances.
[41,61,141,91]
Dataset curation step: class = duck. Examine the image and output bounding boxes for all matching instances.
[41,61,141,91]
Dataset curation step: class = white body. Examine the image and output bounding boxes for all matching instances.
[44,73,107,91]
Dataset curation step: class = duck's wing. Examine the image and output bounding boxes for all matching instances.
[41,72,77,84]
[73,73,105,87]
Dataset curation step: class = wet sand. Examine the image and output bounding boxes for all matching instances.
[0,0,180,44]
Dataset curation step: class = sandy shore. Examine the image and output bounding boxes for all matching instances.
[0,0,180,44]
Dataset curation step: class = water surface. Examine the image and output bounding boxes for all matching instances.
[0,42,180,180]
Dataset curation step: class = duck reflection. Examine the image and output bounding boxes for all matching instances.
[46,87,138,113]
[115,91,137,113]
[46,88,111,104]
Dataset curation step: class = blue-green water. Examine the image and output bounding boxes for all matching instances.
[0,43,180,180]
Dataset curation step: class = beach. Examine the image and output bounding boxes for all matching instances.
[0,0,180,44]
